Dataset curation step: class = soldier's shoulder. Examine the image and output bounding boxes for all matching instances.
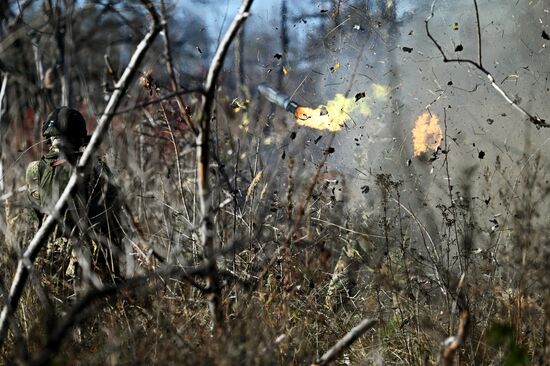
[26,160,42,184]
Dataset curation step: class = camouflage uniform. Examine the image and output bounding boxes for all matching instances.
[26,107,123,298]
[326,243,360,309]
[325,236,373,310]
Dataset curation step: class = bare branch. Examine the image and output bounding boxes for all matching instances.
[197,0,254,334]
[160,0,197,134]
[29,266,203,365]
[440,306,469,365]
[0,73,8,194]
[203,0,253,97]
[425,0,548,129]
[29,239,245,365]
[472,0,482,67]
[112,87,204,115]
[312,318,377,366]
[0,0,163,346]
[55,2,70,106]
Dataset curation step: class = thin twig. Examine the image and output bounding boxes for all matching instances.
[160,0,197,134]
[253,134,336,291]
[310,217,387,239]
[312,318,377,366]
[142,74,192,225]
[0,0,162,346]
[391,198,448,296]
[111,87,203,116]
[442,108,464,273]
[472,0,482,67]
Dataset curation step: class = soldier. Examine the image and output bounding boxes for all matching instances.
[26,107,124,297]
[325,241,364,310]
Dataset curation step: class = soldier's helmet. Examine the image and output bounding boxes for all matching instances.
[42,107,88,148]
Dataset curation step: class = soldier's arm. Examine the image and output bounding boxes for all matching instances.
[26,160,44,223]
[96,159,122,204]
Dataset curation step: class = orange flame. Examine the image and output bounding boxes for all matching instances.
[294,106,344,132]
[412,112,442,156]
[292,93,371,132]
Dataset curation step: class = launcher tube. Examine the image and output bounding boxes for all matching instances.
[257,83,298,114]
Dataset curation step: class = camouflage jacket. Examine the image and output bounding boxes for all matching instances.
[25,148,122,239]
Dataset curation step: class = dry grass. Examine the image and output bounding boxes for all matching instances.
[1,94,548,366]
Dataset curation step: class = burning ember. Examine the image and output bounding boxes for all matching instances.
[412,112,442,156]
